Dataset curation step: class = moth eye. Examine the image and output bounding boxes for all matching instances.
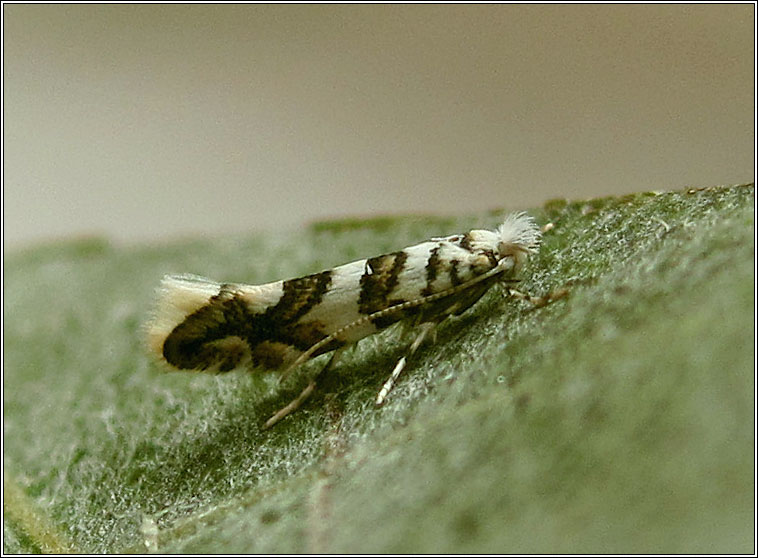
[511,251,529,271]
[499,255,516,272]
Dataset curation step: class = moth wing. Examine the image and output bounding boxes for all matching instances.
[146,273,284,367]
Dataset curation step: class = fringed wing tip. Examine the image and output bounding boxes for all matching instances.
[145,274,221,359]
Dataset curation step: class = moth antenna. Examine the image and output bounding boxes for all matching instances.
[280,257,513,382]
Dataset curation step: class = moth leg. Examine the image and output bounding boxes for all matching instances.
[263,347,345,430]
[376,322,436,406]
[507,286,569,308]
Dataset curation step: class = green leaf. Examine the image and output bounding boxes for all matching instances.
[4,184,754,553]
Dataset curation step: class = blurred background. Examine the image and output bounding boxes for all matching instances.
[3,4,754,250]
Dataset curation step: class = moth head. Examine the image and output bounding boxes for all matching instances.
[465,213,541,274]
[495,212,541,272]
[465,212,539,273]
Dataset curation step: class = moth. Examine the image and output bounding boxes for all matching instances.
[147,213,560,428]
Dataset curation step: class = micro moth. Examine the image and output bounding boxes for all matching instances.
[147,213,560,428]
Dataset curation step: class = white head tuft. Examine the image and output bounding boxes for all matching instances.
[496,212,541,255]
[495,212,541,272]
[466,213,540,252]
